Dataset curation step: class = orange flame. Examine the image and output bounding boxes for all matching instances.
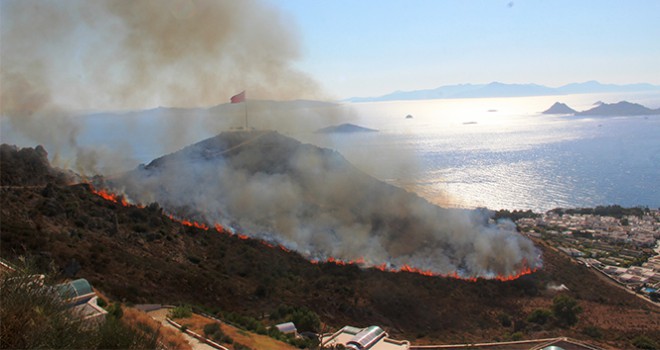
[312,256,537,282]
[90,186,129,206]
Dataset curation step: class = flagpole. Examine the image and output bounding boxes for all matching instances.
[244,99,248,129]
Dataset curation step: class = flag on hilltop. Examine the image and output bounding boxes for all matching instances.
[230,91,246,103]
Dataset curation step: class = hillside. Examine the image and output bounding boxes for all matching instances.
[1,144,659,348]
[109,131,540,279]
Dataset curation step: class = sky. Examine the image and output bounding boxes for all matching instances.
[268,0,660,99]
[1,0,659,111]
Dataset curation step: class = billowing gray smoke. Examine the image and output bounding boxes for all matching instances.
[111,131,541,278]
[1,0,320,172]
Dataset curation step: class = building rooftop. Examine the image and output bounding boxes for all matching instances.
[322,325,410,350]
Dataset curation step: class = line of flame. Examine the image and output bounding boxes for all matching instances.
[88,185,537,282]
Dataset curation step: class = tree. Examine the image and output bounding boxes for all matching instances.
[552,294,582,327]
[527,308,552,325]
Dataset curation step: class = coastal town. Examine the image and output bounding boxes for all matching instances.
[515,207,660,303]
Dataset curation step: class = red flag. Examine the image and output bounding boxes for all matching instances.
[230,91,245,103]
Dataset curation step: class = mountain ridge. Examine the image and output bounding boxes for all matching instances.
[346,81,660,102]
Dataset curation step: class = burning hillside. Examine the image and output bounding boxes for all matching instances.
[106,131,540,279]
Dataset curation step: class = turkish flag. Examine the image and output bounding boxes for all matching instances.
[230,91,245,103]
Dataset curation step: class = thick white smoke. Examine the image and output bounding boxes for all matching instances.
[110,131,541,278]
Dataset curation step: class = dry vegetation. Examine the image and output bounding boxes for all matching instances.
[122,307,192,350]
[176,313,297,350]
[1,144,658,349]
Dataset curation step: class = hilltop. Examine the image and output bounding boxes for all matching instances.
[542,102,577,115]
[1,143,659,349]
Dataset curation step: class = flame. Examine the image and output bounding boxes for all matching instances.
[86,184,538,282]
[309,256,537,282]
[90,186,129,206]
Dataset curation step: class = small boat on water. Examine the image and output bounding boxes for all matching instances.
[405,114,413,119]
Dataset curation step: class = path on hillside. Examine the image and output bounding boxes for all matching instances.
[148,308,217,350]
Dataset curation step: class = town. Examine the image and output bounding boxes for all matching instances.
[514,206,660,303]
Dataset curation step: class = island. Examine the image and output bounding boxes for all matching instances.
[576,101,660,116]
[542,102,577,115]
[542,100,659,117]
[315,123,379,134]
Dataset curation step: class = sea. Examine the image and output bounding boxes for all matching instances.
[303,92,660,212]
[3,92,659,212]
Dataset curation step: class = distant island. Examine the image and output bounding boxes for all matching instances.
[543,101,660,116]
[316,123,378,134]
[346,81,660,103]
[542,102,577,115]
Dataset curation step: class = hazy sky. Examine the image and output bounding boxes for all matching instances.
[269,0,660,99]
[1,0,659,111]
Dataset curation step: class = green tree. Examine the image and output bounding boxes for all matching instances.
[552,294,582,327]
[527,308,553,325]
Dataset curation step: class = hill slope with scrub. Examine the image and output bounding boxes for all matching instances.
[1,143,658,349]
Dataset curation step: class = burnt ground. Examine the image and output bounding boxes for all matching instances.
[1,144,658,349]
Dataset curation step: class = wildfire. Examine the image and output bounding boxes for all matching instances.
[310,256,537,282]
[90,186,129,206]
[86,184,538,282]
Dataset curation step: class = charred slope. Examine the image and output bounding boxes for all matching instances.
[111,131,539,278]
[1,145,658,348]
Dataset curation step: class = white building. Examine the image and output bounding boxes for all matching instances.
[321,325,409,350]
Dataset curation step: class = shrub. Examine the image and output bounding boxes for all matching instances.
[582,325,603,339]
[497,313,512,327]
[552,294,582,328]
[234,342,252,350]
[96,297,108,308]
[203,322,221,337]
[168,305,193,319]
[106,303,123,319]
[270,304,320,332]
[527,308,553,325]
[510,332,524,341]
[632,335,658,349]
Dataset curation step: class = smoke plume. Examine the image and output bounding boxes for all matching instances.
[1,0,320,171]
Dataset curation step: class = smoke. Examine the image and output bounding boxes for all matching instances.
[1,0,321,172]
[110,131,541,278]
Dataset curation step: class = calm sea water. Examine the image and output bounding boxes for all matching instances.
[304,92,660,211]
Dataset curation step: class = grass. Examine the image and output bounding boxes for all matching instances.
[177,313,297,350]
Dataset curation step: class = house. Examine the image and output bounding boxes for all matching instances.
[274,322,298,337]
[321,325,409,350]
[55,278,108,324]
